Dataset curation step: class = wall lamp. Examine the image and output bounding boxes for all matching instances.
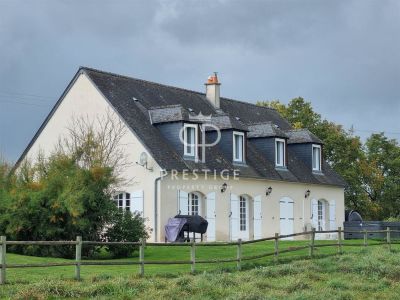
[221,183,228,193]
[305,189,311,198]
[266,186,273,196]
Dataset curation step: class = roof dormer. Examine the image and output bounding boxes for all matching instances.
[247,122,288,169]
[286,129,324,173]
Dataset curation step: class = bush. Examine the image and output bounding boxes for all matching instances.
[0,154,148,258]
[104,210,149,258]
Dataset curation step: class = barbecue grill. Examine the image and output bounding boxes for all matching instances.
[164,215,208,242]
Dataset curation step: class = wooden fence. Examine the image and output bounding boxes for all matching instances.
[0,226,398,284]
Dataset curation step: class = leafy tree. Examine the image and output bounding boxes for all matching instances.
[0,113,147,258]
[361,134,400,219]
[1,154,117,257]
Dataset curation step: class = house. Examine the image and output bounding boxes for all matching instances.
[17,67,346,242]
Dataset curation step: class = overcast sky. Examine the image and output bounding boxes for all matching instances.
[0,0,399,162]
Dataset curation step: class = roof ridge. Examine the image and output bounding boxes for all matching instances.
[220,97,278,111]
[80,66,206,97]
[81,66,279,113]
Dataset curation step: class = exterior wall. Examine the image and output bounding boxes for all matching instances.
[217,130,234,160]
[250,137,276,163]
[156,122,184,156]
[159,174,344,242]
[289,143,312,169]
[23,72,163,241]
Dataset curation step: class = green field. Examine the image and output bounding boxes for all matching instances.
[1,239,399,299]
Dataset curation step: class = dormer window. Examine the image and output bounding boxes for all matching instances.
[312,144,322,171]
[183,124,197,157]
[275,138,286,167]
[233,131,245,162]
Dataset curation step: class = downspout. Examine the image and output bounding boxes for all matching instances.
[154,176,162,242]
[302,197,305,230]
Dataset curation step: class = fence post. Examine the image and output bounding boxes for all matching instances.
[363,230,368,247]
[338,227,343,254]
[191,241,196,273]
[0,236,6,284]
[236,239,242,271]
[75,236,82,280]
[139,239,145,276]
[309,228,315,257]
[274,233,279,260]
[387,227,391,252]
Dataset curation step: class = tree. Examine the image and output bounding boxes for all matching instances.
[0,113,147,258]
[360,134,400,219]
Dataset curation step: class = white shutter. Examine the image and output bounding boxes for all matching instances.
[206,192,216,241]
[253,195,262,240]
[311,199,318,228]
[230,193,239,241]
[131,190,144,216]
[178,190,189,215]
[329,200,336,230]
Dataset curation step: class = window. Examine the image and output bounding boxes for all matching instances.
[188,192,200,215]
[233,131,245,162]
[239,196,247,231]
[113,192,131,211]
[275,138,286,167]
[183,124,197,157]
[317,200,324,231]
[312,145,322,171]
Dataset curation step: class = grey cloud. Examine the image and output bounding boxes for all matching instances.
[0,0,399,161]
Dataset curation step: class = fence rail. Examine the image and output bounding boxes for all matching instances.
[0,226,396,284]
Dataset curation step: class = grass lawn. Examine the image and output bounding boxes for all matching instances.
[1,239,399,299]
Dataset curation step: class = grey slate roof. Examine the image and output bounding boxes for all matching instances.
[286,129,323,144]
[209,114,248,131]
[16,67,345,187]
[149,105,189,124]
[247,122,288,139]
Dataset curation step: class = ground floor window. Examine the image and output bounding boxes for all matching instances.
[317,200,324,231]
[113,192,131,211]
[240,196,247,231]
[188,192,200,215]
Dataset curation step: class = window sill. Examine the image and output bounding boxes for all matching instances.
[183,155,197,161]
[275,166,288,171]
[312,170,324,175]
[233,161,247,167]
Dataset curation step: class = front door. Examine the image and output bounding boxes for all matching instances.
[280,197,294,240]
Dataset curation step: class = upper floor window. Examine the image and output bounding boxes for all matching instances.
[233,131,245,162]
[113,192,131,211]
[312,144,322,171]
[183,124,197,157]
[275,138,286,167]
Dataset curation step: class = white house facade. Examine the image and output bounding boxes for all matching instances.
[17,67,346,242]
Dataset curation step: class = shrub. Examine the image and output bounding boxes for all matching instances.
[104,210,149,258]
